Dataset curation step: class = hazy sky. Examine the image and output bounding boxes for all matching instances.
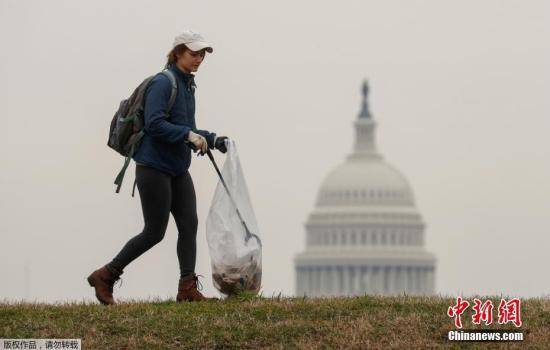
[1,0,549,303]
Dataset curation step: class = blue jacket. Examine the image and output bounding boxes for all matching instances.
[132,63,216,176]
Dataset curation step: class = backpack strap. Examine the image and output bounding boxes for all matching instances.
[161,69,178,114]
[114,129,145,194]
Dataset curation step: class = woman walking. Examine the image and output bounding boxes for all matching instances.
[87,30,228,305]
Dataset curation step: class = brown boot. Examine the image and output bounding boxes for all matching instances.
[87,265,123,305]
[176,273,219,302]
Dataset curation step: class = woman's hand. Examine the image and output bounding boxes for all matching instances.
[187,130,208,155]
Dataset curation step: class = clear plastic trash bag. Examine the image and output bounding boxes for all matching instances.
[206,139,262,296]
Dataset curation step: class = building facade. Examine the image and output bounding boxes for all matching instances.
[294,81,436,297]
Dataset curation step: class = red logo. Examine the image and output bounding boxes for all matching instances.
[498,298,522,327]
[472,298,494,326]
[447,297,522,328]
[447,296,470,329]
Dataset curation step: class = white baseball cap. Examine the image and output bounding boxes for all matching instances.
[172,30,213,53]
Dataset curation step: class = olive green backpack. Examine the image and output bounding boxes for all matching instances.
[107,69,177,196]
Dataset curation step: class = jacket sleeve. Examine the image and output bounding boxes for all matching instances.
[195,129,217,149]
[143,74,191,144]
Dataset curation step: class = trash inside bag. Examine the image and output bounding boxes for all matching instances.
[206,139,262,296]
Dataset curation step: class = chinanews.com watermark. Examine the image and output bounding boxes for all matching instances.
[448,330,523,342]
[446,296,524,343]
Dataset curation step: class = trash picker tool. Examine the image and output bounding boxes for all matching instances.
[185,138,261,247]
[205,148,262,247]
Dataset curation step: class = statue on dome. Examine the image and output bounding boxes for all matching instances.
[359,80,371,119]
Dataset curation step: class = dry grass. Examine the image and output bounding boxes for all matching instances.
[0,294,547,349]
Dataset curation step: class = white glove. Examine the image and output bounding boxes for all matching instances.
[187,130,208,154]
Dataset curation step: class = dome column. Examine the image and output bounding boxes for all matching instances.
[331,266,338,296]
[342,265,350,295]
[365,266,373,294]
[416,267,423,295]
[352,266,360,295]
[359,266,367,294]
[406,267,413,294]
[319,266,326,296]
[307,266,314,296]
[396,267,403,294]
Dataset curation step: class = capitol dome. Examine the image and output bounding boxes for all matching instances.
[294,80,436,297]
[316,159,416,207]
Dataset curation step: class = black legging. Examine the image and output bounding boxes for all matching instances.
[107,164,198,279]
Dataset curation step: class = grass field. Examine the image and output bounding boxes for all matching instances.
[1,294,547,349]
